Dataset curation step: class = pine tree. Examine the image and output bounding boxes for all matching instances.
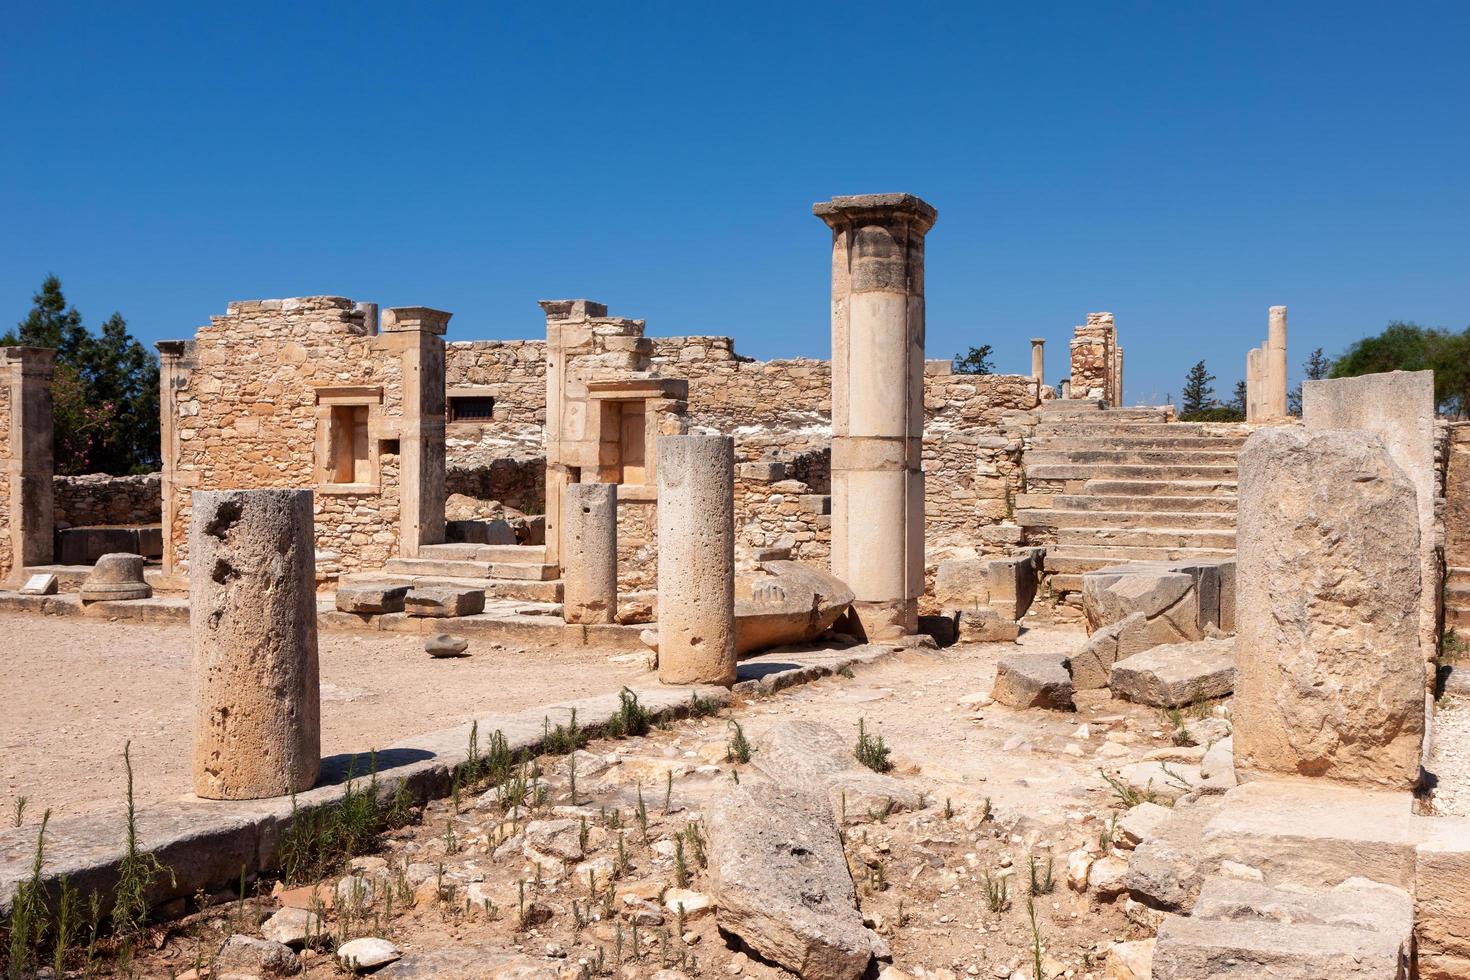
[2,276,160,474]
[951,344,995,375]
[1289,347,1333,416]
[1229,379,1247,415]
[1179,360,1216,417]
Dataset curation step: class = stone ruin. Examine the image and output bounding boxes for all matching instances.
[1,192,1469,980]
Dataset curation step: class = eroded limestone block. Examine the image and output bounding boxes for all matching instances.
[1234,428,1423,788]
[1416,819,1470,961]
[334,584,409,615]
[79,552,152,602]
[1083,569,1200,644]
[190,489,319,801]
[1067,611,1151,690]
[1109,636,1235,708]
[735,561,854,656]
[752,719,923,822]
[992,653,1073,710]
[705,779,889,980]
[404,587,486,618]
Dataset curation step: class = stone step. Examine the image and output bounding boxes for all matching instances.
[1032,421,1239,436]
[1448,605,1470,629]
[1057,526,1237,550]
[339,570,563,603]
[1026,448,1242,466]
[1027,463,1239,481]
[1044,542,1237,564]
[1015,493,1236,514]
[1016,508,1236,531]
[1030,435,1247,451]
[1082,478,1239,498]
[1448,566,1470,586]
[381,557,559,582]
[417,543,548,563]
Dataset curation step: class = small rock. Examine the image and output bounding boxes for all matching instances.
[337,937,401,971]
[216,935,301,977]
[261,907,323,949]
[425,633,470,657]
[1088,856,1129,897]
[1066,849,1093,892]
[662,888,714,919]
[1116,802,1172,849]
[1103,938,1155,979]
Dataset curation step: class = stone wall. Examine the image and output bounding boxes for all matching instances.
[444,340,546,466]
[160,296,433,584]
[53,473,162,527]
[1447,422,1470,575]
[0,372,11,582]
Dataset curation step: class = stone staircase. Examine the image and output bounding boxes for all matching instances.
[1015,403,1247,598]
[337,543,563,603]
[1448,566,1470,631]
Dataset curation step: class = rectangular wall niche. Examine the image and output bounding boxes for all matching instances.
[314,385,385,493]
[449,394,495,422]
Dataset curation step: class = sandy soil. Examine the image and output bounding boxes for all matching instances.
[0,613,647,820]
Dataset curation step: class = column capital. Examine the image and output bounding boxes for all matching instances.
[381,307,451,334]
[1030,338,1046,346]
[813,193,937,233]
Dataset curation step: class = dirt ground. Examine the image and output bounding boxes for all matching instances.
[99,624,1204,980]
[0,613,648,820]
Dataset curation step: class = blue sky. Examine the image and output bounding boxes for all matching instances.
[2,2,1466,404]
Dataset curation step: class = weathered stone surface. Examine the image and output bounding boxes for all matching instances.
[379,949,557,979]
[1083,568,1200,643]
[954,608,1020,642]
[216,934,301,976]
[1118,760,1201,802]
[79,552,152,602]
[1104,938,1155,980]
[404,586,486,618]
[190,489,319,800]
[1067,612,1150,690]
[1198,736,1236,794]
[335,584,409,615]
[425,633,469,657]
[1234,427,1423,789]
[992,653,1073,710]
[1109,637,1235,708]
[338,937,402,970]
[1124,797,1222,911]
[751,719,923,822]
[1116,802,1172,849]
[734,560,854,656]
[1415,818,1470,959]
[705,779,889,980]
[562,482,617,625]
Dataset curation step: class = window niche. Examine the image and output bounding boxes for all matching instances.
[314,386,385,493]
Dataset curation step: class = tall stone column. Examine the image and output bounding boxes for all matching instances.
[191,489,320,799]
[814,193,936,639]
[1245,347,1262,422]
[1266,305,1288,420]
[1029,339,1045,396]
[563,482,618,624]
[1,348,54,584]
[656,435,735,686]
[381,308,449,557]
[1113,346,1125,407]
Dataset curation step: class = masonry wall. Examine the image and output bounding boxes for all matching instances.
[0,376,11,582]
[54,473,162,527]
[1447,422,1470,574]
[163,297,408,583]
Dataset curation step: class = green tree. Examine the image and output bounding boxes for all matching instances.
[951,344,994,375]
[2,276,160,474]
[1179,360,1216,418]
[1331,321,1470,418]
[1288,347,1333,416]
[1228,379,1247,416]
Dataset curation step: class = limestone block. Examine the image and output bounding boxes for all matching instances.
[985,550,1040,620]
[1083,569,1200,644]
[1067,612,1150,690]
[1117,802,1173,849]
[734,560,853,656]
[751,719,923,822]
[79,552,152,602]
[1108,636,1235,708]
[992,653,1073,710]
[404,587,486,618]
[562,483,618,625]
[953,608,1020,642]
[705,779,889,980]
[737,461,785,482]
[657,435,736,686]
[935,558,990,609]
[190,489,319,800]
[1234,428,1423,788]
[334,584,409,614]
[1123,797,1221,911]
[1416,818,1470,958]
[1198,736,1236,794]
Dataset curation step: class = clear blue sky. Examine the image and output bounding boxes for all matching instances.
[3,2,1466,404]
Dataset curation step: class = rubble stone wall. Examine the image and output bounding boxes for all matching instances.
[0,377,11,582]
[54,473,162,527]
[164,297,408,582]
[1447,422,1470,573]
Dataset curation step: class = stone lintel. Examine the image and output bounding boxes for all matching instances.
[381,307,451,334]
[539,299,609,320]
[812,193,937,232]
[0,346,55,374]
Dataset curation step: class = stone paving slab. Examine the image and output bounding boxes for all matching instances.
[0,640,897,917]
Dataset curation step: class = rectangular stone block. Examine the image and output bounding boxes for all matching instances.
[1108,637,1234,708]
[736,461,785,482]
[335,584,410,615]
[404,587,486,618]
[935,559,990,610]
[19,573,58,596]
[1416,818,1470,958]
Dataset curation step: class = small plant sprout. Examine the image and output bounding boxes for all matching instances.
[1027,892,1044,980]
[11,796,26,828]
[112,742,175,940]
[983,868,1009,912]
[664,770,674,813]
[943,797,954,820]
[636,785,650,843]
[674,835,689,888]
[1028,853,1055,896]
[726,720,752,764]
[854,718,893,773]
[688,690,722,717]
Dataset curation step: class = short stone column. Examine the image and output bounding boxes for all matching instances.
[190,489,320,799]
[656,435,736,686]
[1266,305,1288,419]
[814,193,936,639]
[563,482,618,624]
[1029,338,1045,384]
[1234,428,1422,788]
